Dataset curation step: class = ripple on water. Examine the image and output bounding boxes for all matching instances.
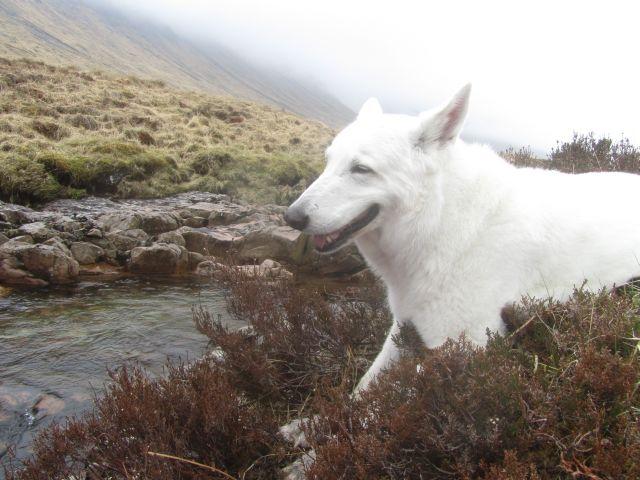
[0,276,237,470]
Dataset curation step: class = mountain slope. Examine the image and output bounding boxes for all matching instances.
[0,0,353,127]
[0,58,334,204]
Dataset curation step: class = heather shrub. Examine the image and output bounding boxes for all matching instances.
[306,289,640,479]
[5,270,640,479]
[549,133,640,174]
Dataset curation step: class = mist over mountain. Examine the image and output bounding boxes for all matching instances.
[0,0,353,127]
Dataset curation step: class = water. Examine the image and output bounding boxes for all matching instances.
[0,277,238,471]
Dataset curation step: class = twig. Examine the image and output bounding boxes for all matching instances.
[509,315,536,338]
[147,451,237,480]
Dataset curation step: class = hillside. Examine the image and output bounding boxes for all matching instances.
[0,57,335,204]
[0,0,353,127]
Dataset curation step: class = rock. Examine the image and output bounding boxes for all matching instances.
[238,226,302,262]
[43,237,72,256]
[207,204,252,226]
[2,243,79,283]
[0,204,35,225]
[291,235,366,276]
[0,254,48,286]
[96,212,142,232]
[33,394,65,416]
[78,263,122,276]
[71,242,104,265]
[259,259,293,279]
[86,228,103,238]
[183,216,207,228]
[180,229,209,254]
[138,211,181,235]
[180,228,239,256]
[105,229,148,252]
[51,216,83,234]
[0,233,8,245]
[183,202,220,219]
[1,236,34,250]
[188,251,205,270]
[129,243,189,274]
[157,230,186,247]
[236,259,292,279]
[195,260,226,279]
[17,222,56,242]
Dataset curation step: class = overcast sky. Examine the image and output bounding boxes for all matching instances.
[103,0,639,153]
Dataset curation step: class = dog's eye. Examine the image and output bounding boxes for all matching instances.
[350,163,374,174]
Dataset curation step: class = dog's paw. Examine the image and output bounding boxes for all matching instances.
[279,417,311,448]
[281,450,316,480]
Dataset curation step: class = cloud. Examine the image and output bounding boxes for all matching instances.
[101,0,640,153]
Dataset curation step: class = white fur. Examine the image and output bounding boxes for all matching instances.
[281,86,640,479]
[287,84,640,394]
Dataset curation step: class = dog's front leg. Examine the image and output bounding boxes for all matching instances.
[280,320,401,479]
[352,319,401,397]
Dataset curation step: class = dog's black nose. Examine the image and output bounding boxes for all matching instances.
[284,208,309,230]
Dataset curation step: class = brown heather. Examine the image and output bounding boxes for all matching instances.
[5,267,640,479]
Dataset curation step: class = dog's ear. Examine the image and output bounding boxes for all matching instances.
[412,84,471,148]
[357,98,383,120]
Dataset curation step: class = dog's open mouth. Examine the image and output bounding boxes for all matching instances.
[312,204,380,253]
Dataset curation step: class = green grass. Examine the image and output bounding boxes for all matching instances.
[0,57,333,205]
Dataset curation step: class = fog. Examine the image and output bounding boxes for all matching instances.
[102,0,639,153]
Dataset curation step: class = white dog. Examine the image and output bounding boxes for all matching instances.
[281,85,640,475]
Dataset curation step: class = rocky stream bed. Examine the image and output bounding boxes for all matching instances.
[0,192,366,288]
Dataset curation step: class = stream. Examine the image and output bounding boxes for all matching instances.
[0,277,238,473]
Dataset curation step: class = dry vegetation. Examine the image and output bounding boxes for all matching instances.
[0,57,334,205]
[5,269,640,479]
[501,133,640,173]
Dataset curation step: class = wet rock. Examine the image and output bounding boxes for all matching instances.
[207,204,252,226]
[157,230,186,247]
[71,242,104,264]
[1,235,34,251]
[195,260,226,279]
[183,202,221,219]
[179,229,209,254]
[238,226,302,262]
[188,251,206,269]
[78,263,122,276]
[183,216,207,228]
[292,236,366,276]
[0,233,8,245]
[0,204,35,225]
[33,394,65,416]
[105,229,148,252]
[1,243,79,284]
[51,216,83,234]
[0,254,48,286]
[180,228,239,256]
[96,212,142,232]
[138,211,181,235]
[43,237,72,256]
[248,259,293,279]
[17,222,56,242]
[129,243,189,274]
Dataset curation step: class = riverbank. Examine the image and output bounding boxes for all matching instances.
[0,191,366,289]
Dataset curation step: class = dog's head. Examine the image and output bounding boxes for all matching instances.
[285,84,471,253]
